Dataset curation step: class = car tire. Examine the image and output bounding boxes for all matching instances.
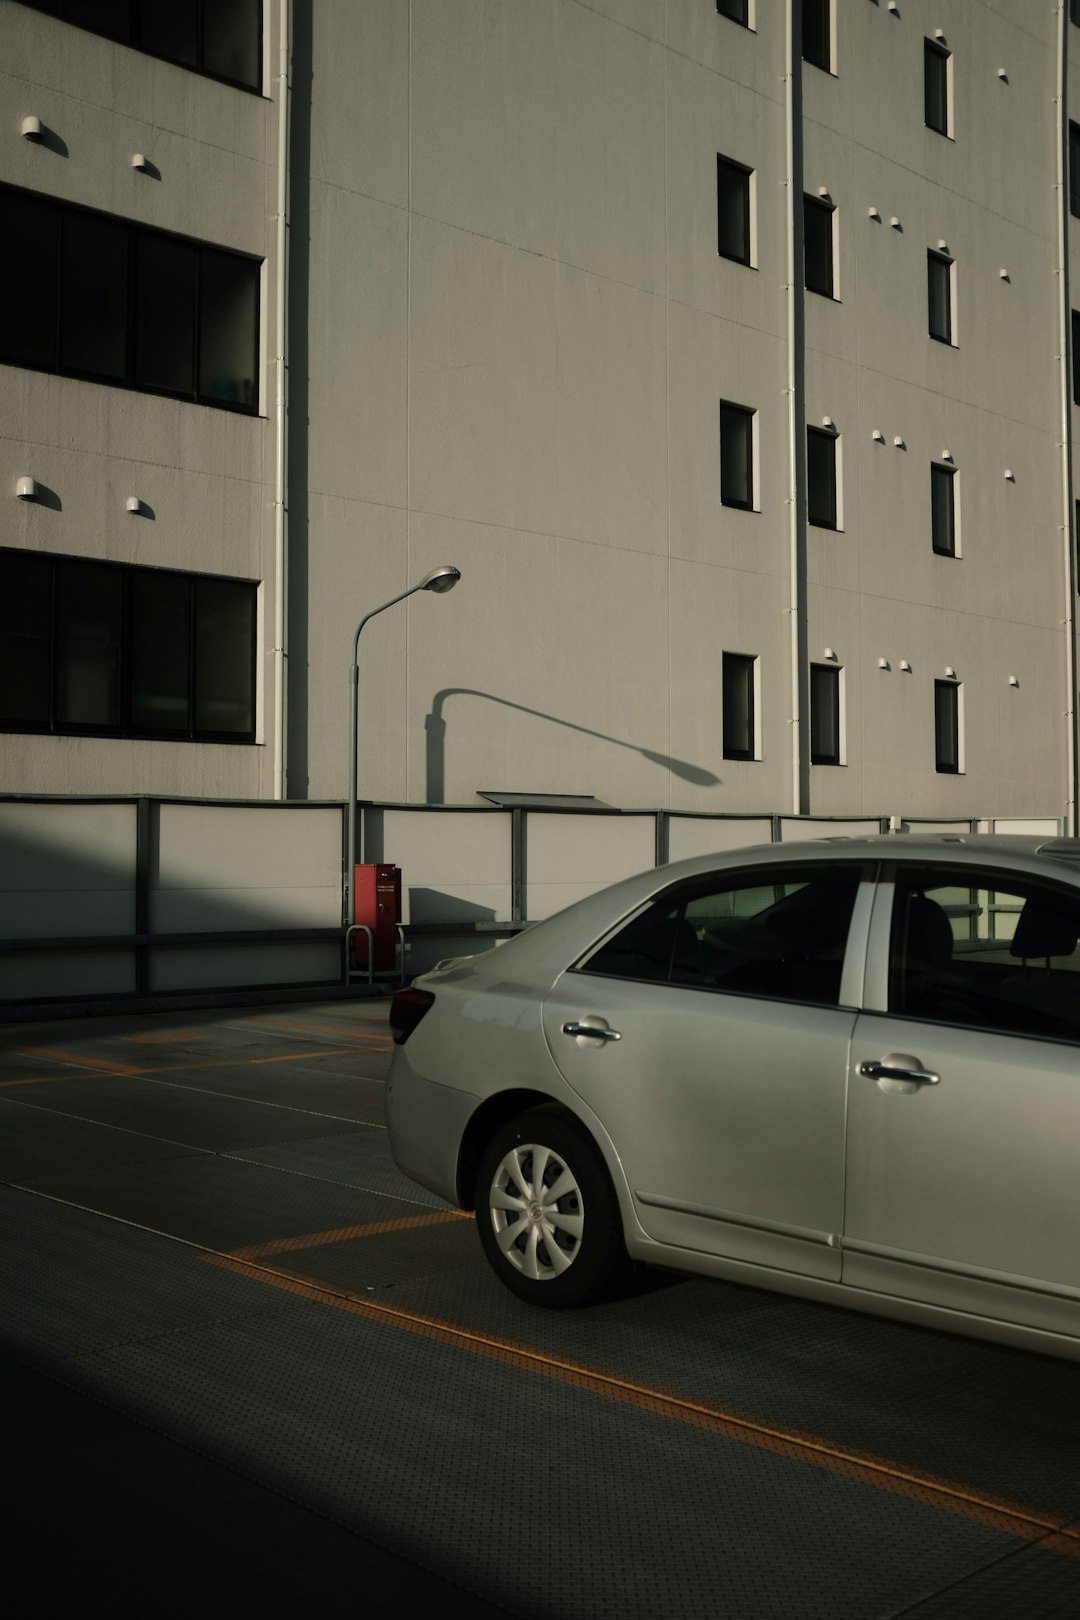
[475,1108,630,1308]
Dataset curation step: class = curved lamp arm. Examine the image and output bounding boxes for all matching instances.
[345,566,461,932]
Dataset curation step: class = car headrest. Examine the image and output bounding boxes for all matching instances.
[905,894,953,966]
[1009,900,1079,962]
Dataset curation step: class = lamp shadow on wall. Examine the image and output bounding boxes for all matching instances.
[424,688,720,805]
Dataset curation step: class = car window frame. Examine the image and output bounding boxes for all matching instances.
[864,859,1080,1049]
[569,859,878,1012]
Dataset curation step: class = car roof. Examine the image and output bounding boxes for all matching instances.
[430,832,1080,991]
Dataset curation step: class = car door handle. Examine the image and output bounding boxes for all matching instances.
[562,1022,622,1042]
[859,1058,940,1086]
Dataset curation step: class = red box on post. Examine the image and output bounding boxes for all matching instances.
[352,863,401,970]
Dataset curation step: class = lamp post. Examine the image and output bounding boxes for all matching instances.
[346,564,461,932]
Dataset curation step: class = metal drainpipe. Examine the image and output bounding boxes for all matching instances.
[785,0,809,815]
[1057,1,1079,835]
[272,0,292,800]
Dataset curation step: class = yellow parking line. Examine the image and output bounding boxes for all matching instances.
[229,1210,470,1261]
[243,1016,392,1043]
[201,1250,1080,1559]
[8,1046,142,1076]
[0,1047,359,1088]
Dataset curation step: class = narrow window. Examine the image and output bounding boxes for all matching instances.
[1073,310,1080,407]
[720,403,754,510]
[53,559,123,730]
[802,0,830,72]
[927,251,952,343]
[716,0,749,23]
[0,550,52,729]
[1073,0,1080,25]
[931,464,956,556]
[807,427,838,528]
[935,680,960,773]
[1071,123,1080,218]
[924,40,950,135]
[723,653,757,761]
[60,210,128,381]
[804,196,835,297]
[136,234,196,396]
[810,664,841,765]
[717,156,752,265]
[0,191,58,370]
[1075,499,1080,592]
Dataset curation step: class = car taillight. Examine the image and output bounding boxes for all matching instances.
[389,987,435,1045]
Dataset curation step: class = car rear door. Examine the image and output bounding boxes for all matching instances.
[843,863,1080,1339]
[541,861,874,1282]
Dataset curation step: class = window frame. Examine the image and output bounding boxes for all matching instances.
[17,0,263,94]
[719,401,755,511]
[927,250,953,345]
[572,860,870,1011]
[810,662,842,766]
[0,184,261,414]
[722,651,758,762]
[930,463,958,557]
[934,679,962,774]
[807,426,838,529]
[803,195,835,298]
[802,0,831,73]
[716,155,753,266]
[0,547,258,745]
[924,39,951,137]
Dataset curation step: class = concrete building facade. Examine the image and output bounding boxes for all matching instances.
[2,0,1079,842]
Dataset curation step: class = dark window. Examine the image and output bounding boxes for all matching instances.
[717,156,751,264]
[0,548,257,743]
[580,866,862,1008]
[935,680,960,773]
[810,664,841,765]
[716,0,749,23]
[1075,499,1080,592]
[888,870,1080,1045]
[931,464,956,556]
[1073,0,1080,25]
[1073,311,1080,408]
[722,652,756,761]
[1071,123,1080,217]
[720,403,754,509]
[0,184,260,413]
[924,40,950,135]
[807,427,837,528]
[928,251,952,343]
[802,0,830,72]
[19,0,262,91]
[804,196,834,297]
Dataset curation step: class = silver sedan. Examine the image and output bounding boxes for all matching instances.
[386,835,1080,1361]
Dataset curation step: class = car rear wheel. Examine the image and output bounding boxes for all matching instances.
[475,1109,630,1307]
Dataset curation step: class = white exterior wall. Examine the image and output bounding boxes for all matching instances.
[0,0,1076,840]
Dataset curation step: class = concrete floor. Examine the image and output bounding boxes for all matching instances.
[2,997,1079,1618]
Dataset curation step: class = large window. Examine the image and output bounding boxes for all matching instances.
[934,680,961,774]
[807,427,838,528]
[931,464,957,556]
[0,549,257,743]
[888,870,1080,1045]
[924,40,950,136]
[0,186,260,412]
[804,196,835,297]
[810,664,841,765]
[802,0,830,72]
[19,1,262,91]
[722,652,757,761]
[720,402,754,510]
[579,866,861,1007]
[927,250,953,344]
[717,156,752,265]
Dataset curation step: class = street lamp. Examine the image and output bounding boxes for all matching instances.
[346,565,461,932]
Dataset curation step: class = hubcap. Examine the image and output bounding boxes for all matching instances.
[489,1142,584,1281]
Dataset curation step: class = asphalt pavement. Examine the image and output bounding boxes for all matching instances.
[3,996,1079,1618]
